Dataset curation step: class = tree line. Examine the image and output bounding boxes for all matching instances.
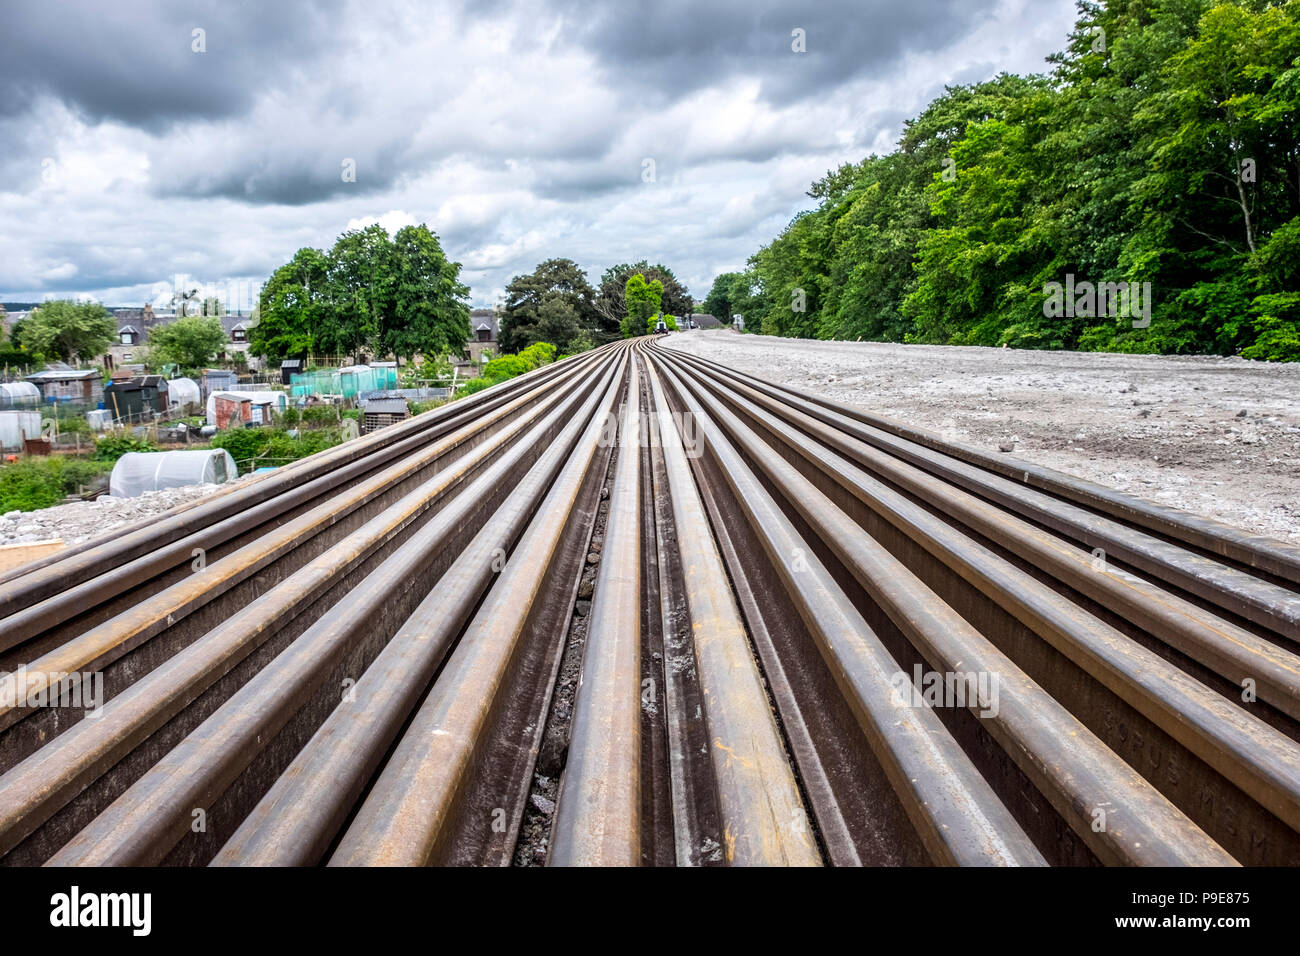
[250,223,471,361]
[497,258,691,353]
[704,0,1300,360]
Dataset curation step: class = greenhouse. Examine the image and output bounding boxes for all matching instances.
[166,377,202,410]
[289,364,398,400]
[0,381,41,409]
[109,449,238,497]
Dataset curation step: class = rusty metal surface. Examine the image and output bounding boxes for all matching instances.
[548,362,643,866]
[0,338,1295,866]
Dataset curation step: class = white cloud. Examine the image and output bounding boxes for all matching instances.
[0,0,1079,308]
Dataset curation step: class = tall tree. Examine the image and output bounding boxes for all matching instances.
[252,223,470,361]
[148,316,229,369]
[621,273,663,337]
[595,261,691,331]
[385,224,471,359]
[499,258,600,352]
[17,300,116,364]
[250,247,330,361]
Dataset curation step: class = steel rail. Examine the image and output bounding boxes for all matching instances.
[0,347,610,599]
[210,358,627,866]
[0,360,611,861]
[661,346,1300,586]
[548,360,644,866]
[329,350,634,866]
[0,337,1293,866]
[660,352,1300,724]
[650,357,1047,866]
[652,350,1237,866]
[643,358,821,866]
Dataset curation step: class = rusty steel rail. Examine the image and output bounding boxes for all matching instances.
[0,336,1297,866]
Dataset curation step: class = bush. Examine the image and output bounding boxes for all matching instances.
[517,342,557,366]
[481,354,532,381]
[208,425,343,473]
[52,416,93,437]
[456,376,494,397]
[90,435,159,462]
[455,340,557,399]
[300,405,340,425]
[0,456,111,512]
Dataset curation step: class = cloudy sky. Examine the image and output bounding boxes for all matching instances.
[0,0,1078,311]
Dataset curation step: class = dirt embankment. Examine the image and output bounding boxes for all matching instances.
[663,330,1300,543]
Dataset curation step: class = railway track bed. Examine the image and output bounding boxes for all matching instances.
[2,337,1299,867]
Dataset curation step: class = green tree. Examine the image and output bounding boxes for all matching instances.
[251,247,330,361]
[385,224,470,360]
[252,223,470,362]
[596,261,690,332]
[621,273,663,337]
[325,224,394,358]
[17,300,116,363]
[536,296,584,352]
[499,258,600,352]
[147,316,230,369]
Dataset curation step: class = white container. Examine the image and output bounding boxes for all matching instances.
[0,410,42,452]
[86,409,113,432]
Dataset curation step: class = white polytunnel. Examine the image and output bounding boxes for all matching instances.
[0,382,41,408]
[109,449,238,498]
[166,377,202,409]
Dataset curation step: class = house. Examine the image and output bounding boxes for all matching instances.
[687,313,723,330]
[103,304,263,371]
[25,365,103,403]
[466,308,498,364]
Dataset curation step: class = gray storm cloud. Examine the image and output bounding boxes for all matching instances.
[0,0,1077,306]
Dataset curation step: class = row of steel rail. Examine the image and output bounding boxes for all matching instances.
[0,336,1298,866]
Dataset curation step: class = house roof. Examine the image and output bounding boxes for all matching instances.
[107,375,168,390]
[469,308,498,338]
[689,313,723,329]
[26,368,102,381]
[118,325,139,334]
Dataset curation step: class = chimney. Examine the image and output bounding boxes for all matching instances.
[143,303,155,328]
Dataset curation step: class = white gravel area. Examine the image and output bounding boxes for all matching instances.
[663,330,1300,544]
[0,480,248,546]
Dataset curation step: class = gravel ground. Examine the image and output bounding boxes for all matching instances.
[663,330,1300,544]
[0,479,251,546]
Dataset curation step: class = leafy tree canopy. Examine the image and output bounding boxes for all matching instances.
[147,316,229,369]
[251,223,469,362]
[16,300,116,364]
